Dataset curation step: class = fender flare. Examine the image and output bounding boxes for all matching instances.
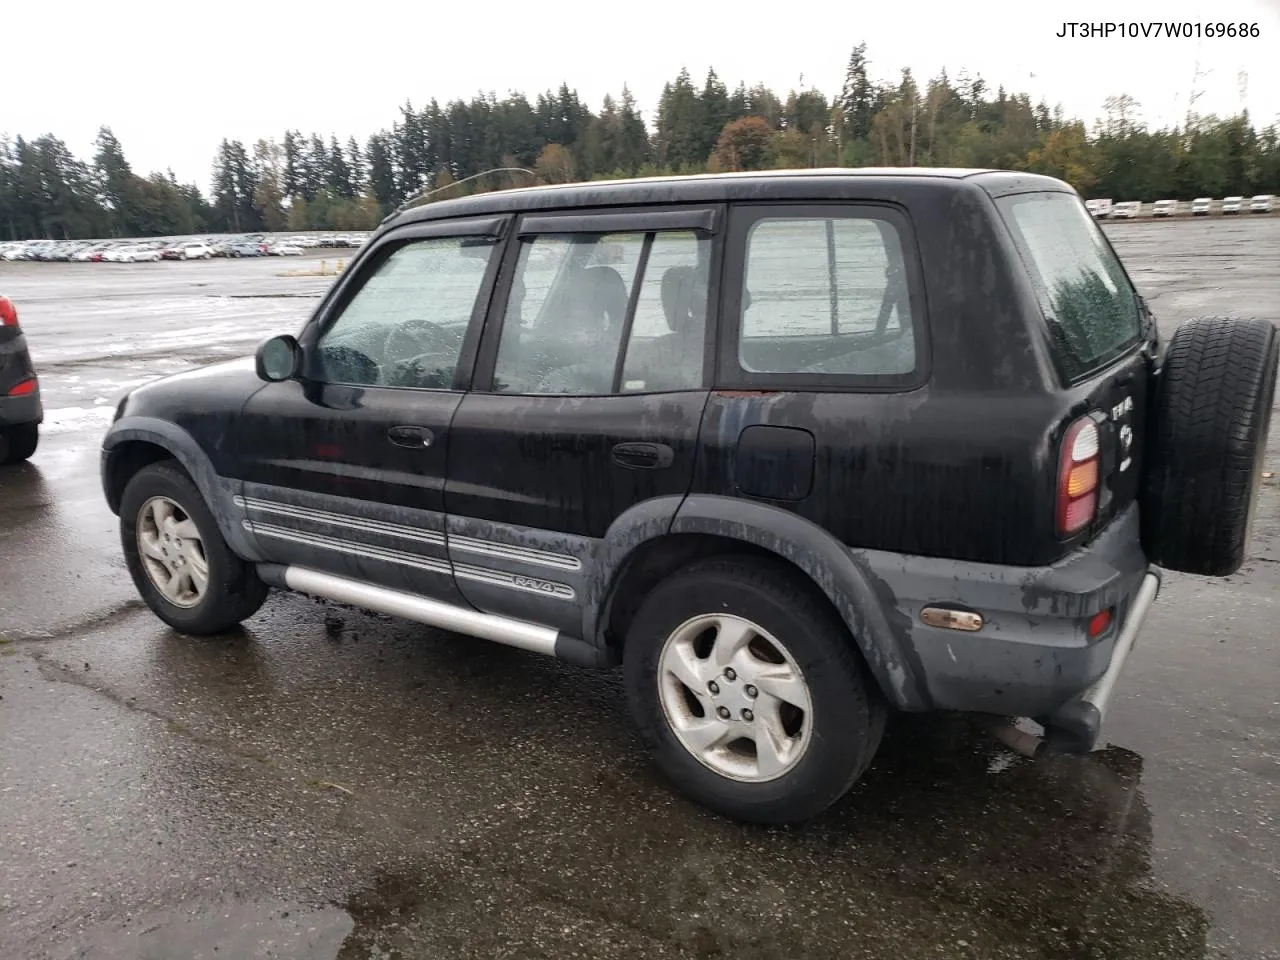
[587,493,929,710]
[101,416,263,561]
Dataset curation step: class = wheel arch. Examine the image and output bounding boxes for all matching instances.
[102,417,262,562]
[587,494,930,710]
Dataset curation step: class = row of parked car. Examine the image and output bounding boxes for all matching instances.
[0,233,370,264]
[1086,195,1276,219]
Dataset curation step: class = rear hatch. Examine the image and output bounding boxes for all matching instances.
[993,191,1155,547]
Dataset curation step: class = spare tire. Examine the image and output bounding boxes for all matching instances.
[1142,316,1278,576]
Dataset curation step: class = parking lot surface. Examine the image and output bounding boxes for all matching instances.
[1,222,1278,960]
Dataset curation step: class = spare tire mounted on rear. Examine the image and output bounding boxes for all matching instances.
[1142,316,1279,577]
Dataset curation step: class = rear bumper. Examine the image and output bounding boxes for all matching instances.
[860,504,1156,737]
[1043,570,1161,751]
[0,391,42,426]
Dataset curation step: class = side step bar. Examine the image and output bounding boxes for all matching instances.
[256,564,603,666]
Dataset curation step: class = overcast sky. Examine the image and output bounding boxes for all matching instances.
[6,0,1279,192]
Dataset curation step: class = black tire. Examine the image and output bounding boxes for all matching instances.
[1142,316,1279,576]
[120,460,269,634]
[0,422,38,465]
[623,555,887,825]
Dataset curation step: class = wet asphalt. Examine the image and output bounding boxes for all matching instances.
[1,223,1278,960]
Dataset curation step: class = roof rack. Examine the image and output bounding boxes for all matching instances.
[383,167,538,224]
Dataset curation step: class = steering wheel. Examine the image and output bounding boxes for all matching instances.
[383,319,451,364]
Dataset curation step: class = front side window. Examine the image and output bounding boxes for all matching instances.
[738,215,917,378]
[492,229,710,395]
[312,235,498,389]
[996,192,1142,380]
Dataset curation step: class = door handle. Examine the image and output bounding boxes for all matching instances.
[387,425,434,448]
[612,441,674,469]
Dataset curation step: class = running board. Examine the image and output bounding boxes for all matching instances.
[256,563,603,666]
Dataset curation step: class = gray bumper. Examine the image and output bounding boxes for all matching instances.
[858,504,1154,727]
[0,391,42,427]
[1044,569,1161,751]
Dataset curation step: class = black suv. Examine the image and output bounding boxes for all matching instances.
[100,170,1278,823]
[1,295,42,465]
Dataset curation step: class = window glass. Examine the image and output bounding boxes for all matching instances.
[619,231,711,392]
[995,192,1141,380]
[739,216,916,377]
[313,236,497,389]
[492,232,643,394]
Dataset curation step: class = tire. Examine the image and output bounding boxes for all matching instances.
[120,460,269,634]
[0,422,39,465]
[1142,316,1279,576]
[623,555,887,824]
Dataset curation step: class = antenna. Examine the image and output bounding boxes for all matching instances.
[384,166,538,223]
[1237,69,1248,111]
[1185,59,1211,129]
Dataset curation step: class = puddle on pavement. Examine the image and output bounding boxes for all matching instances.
[325,717,1211,960]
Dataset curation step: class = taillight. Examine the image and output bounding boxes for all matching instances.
[1087,608,1113,638]
[7,377,37,397]
[0,296,16,327]
[1057,416,1100,537]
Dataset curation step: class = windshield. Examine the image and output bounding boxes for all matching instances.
[996,191,1142,381]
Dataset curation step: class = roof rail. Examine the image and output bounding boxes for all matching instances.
[382,167,538,224]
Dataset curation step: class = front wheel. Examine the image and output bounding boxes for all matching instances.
[120,461,269,633]
[623,555,887,824]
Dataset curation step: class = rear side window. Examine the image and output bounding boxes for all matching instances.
[490,229,711,395]
[731,209,920,384]
[996,192,1141,380]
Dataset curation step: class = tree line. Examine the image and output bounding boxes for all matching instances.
[3,44,1278,242]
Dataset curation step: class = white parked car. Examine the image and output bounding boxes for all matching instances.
[289,236,321,248]
[269,242,303,256]
[182,241,215,260]
[1191,198,1213,215]
[1085,198,1113,218]
[1151,199,1178,217]
[1250,194,1274,213]
[123,245,162,263]
[1111,201,1142,219]
[1221,196,1244,214]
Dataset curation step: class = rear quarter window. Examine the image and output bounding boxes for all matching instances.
[996,192,1142,381]
[725,206,923,390]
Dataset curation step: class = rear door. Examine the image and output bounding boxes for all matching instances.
[443,205,723,634]
[234,216,507,603]
[993,191,1154,533]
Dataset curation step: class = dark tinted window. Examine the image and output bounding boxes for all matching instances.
[997,192,1141,380]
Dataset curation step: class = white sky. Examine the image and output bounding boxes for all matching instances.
[6,0,1279,193]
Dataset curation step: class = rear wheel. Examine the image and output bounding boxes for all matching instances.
[120,461,269,633]
[1142,316,1279,576]
[0,422,38,465]
[623,555,886,824]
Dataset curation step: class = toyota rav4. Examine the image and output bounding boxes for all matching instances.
[100,169,1278,824]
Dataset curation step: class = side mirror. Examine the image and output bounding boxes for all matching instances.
[255,334,302,382]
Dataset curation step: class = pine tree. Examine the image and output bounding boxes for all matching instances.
[840,43,873,142]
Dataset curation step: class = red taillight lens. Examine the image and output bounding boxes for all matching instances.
[1088,608,1113,638]
[0,296,17,327]
[1057,416,1100,537]
[7,377,37,397]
